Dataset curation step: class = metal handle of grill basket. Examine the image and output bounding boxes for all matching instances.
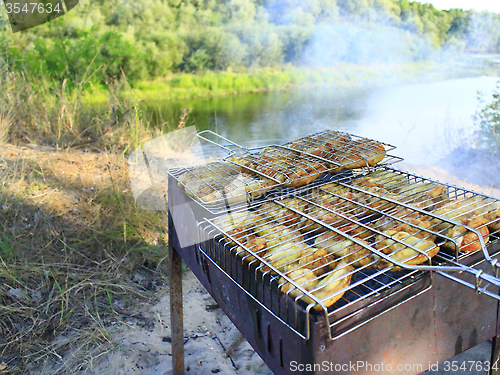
[321,178,500,300]
[277,197,500,303]
[380,248,500,300]
[346,246,500,301]
[435,269,500,301]
[197,130,248,154]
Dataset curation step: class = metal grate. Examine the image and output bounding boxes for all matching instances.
[226,130,398,186]
[335,168,500,261]
[170,130,402,213]
[198,167,500,340]
[170,161,278,209]
[284,130,397,170]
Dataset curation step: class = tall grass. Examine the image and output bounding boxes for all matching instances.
[0,144,168,373]
[0,70,158,150]
[0,71,169,373]
[0,109,11,146]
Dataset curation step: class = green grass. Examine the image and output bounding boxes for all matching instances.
[81,62,444,106]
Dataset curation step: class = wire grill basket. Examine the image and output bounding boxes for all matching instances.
[171,130,402,213]
[198,167,500,340]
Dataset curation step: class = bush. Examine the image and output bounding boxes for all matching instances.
[0,0,496,89]
[475,83,500,149]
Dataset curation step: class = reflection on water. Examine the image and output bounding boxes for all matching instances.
[355,76,499,165]
[144,87,369,149]
[142,63,500,189]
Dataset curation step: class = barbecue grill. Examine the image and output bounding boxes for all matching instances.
[165,130,500,375]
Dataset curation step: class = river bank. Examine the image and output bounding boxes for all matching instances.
[84,57,491,106]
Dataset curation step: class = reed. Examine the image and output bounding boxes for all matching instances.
[0,109,11,146]
[0,70,156,150]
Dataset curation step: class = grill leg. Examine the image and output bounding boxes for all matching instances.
[169,243,185,375]
[492,335,500,375]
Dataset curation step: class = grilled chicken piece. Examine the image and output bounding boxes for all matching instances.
[299,146,331,160]
[230,146,329,188]
[396,182,448,210]
[321,181,402,216]
[254,223,304,245]
[388,217,437,242]
[227,225,256,244]
[259,199,323,233]
[287,132,386,173]
[311,261,354,309]
[179,162,275,204]
[280,198,327,233]
[297,248,338,276]
[352,170,408,189]
[280,261,353,310]
[440,216,490,253]
[350,172,448,211]
[230,154,289,183]
[237,237,268,263]
[280,268,318,300]
[285,158,328,187]
[178,163,239,187]
[213,212,253,233]
[482,207,500,233]
[374,230,439,269]
[426,197,493,253]
[329,140,386,172]
[263,242,313,272]
[259,202,303,230]
[434,196,497,222]
[314,232,374,268]
[339,224,376,240]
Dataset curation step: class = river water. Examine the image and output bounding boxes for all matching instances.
[144,56,500,188]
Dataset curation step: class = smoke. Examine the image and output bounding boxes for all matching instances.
[128,126,206,211]
[302,22,433,67]
[138,2,500,203]
[257,1,500,69]
[466,11,500,51]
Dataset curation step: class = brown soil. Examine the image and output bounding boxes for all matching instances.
[0,144,270,374]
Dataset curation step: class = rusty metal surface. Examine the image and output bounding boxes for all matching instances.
[491,301,500,375]
[167,172,500,375]
[312,259,499,375]
[168,190,185,375]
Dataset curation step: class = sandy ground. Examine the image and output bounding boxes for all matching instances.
[88,270,272,375]
[81,267,494,375]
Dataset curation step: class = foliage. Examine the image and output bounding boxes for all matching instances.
[475,84,500,149]
[0,0,499,87]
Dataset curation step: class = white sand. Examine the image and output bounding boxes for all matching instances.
[89,270,273,375]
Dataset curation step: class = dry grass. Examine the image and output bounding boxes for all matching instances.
[0,71,158,152]
[0,144,169,373]
[0,110,11,146]
[0,71,176,373]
